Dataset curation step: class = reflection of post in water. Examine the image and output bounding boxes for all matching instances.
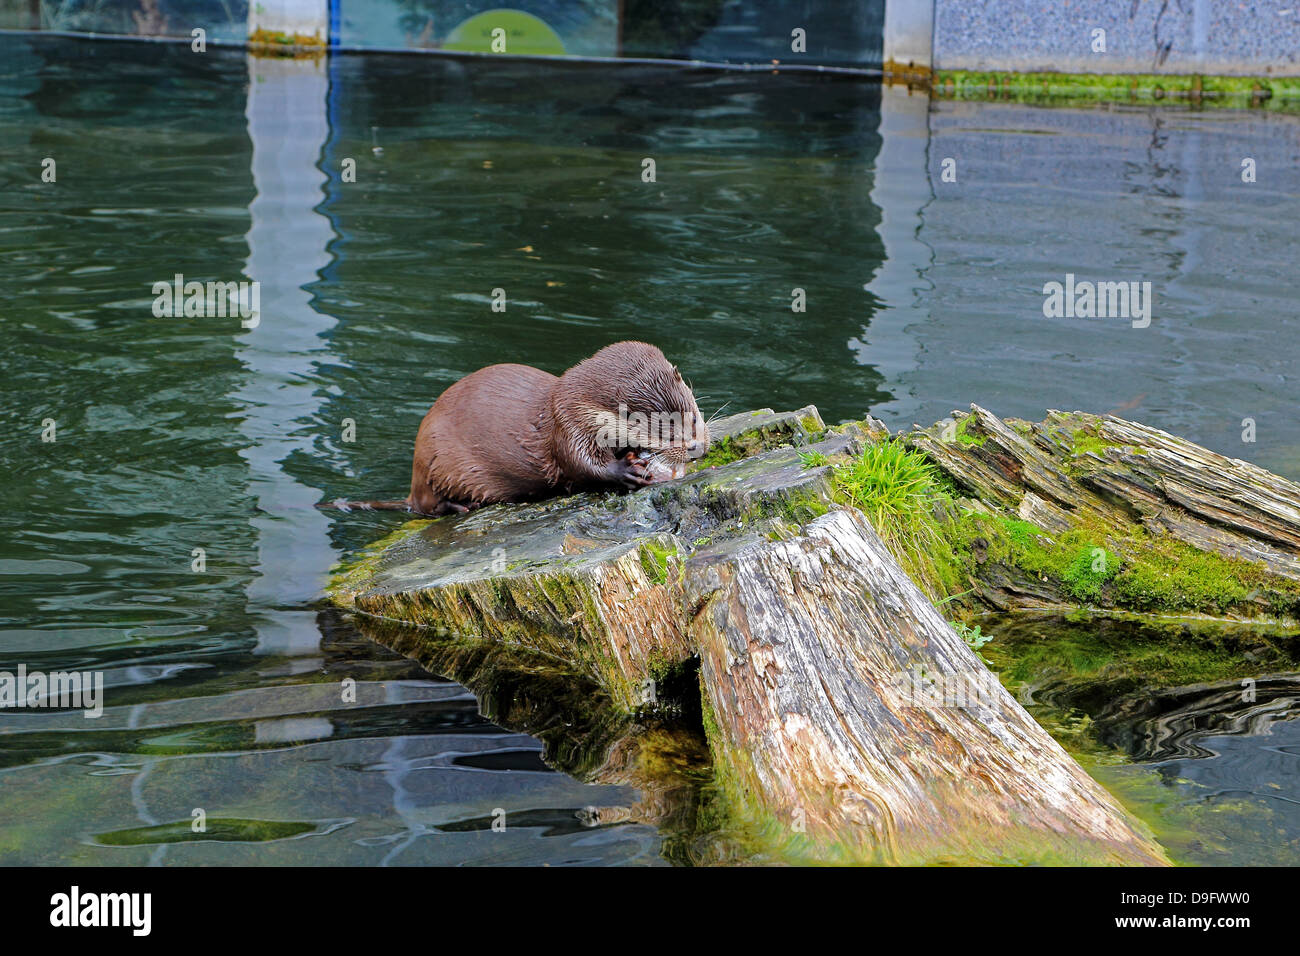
[343,611,713,861]
[237,54,339,658]
[984,611,1300,760]
[853,82,935,430]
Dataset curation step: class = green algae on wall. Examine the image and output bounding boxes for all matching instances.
[932,70,1300,110]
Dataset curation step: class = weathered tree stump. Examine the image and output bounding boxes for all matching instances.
[329,405,1174,863]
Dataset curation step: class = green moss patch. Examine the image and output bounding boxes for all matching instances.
[1070,428,1110,457]
[95,818,318,846]
[933,70,1300,111]
[638,540,677,586]
[950,510,1300,618]
[326,517,432,604]
[693,435,745,469]
[983,516,1119,602]
[955,415,987,447]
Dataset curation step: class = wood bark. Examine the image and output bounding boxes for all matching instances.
[686,508,1166,863]
[909,405,1300,584]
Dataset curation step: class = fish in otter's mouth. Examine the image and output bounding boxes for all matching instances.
[620,448,690,483]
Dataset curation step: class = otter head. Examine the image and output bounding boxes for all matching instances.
[553,341,710,482]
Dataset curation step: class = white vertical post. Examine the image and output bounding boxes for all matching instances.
[883,0,934,71]
[249,0,330,41]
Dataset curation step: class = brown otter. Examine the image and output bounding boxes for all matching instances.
[334,342,710,516]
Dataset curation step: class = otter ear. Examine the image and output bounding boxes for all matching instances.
[672,365,682,381]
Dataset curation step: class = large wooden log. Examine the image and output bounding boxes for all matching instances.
[687,508,1164,863]
[907,405,1300,616]
[329,406,1168,863]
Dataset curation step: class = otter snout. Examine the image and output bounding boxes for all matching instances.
[686,439,708,459]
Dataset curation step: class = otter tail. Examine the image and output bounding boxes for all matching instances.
[316,498,412,513]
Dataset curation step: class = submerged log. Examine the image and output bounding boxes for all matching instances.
[329,406,1170,863]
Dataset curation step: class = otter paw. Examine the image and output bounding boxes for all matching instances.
[610,452,653,489]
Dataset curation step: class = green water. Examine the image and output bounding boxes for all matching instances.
[2,33,1299,865]
[984,614,1300,866]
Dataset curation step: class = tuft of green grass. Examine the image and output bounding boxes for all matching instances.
[832,442,950,598]
[798,451,829,469]
[950,619,993,660]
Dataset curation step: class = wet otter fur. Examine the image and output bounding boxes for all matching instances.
[405,341,709,516]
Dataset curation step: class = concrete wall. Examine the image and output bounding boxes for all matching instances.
[7,0,1299,76]
[0,0,248,43]
[933,0,1300,76]
[0,0,886,67]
